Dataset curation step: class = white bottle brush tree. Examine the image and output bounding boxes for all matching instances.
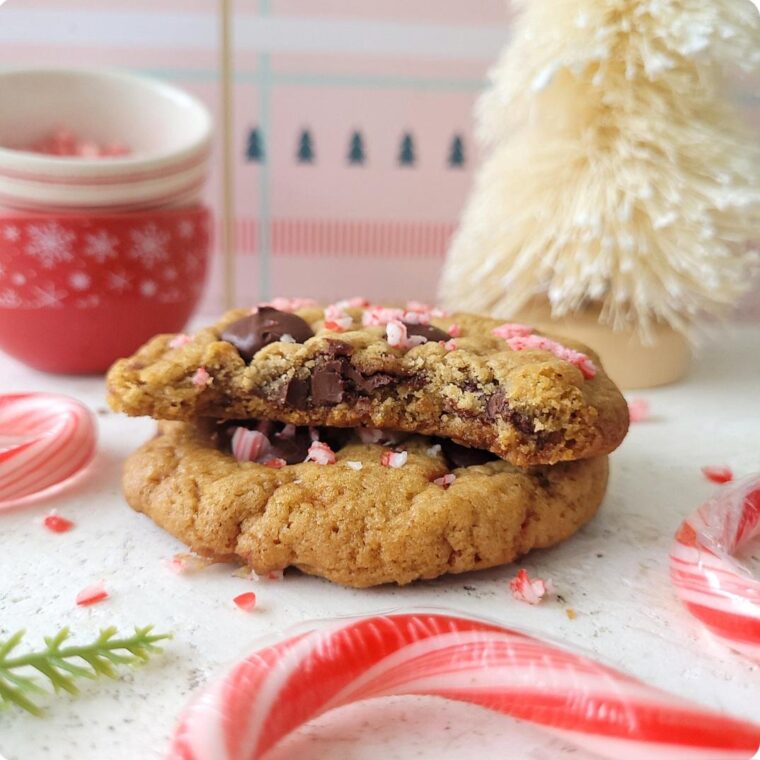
[441,0,760,339]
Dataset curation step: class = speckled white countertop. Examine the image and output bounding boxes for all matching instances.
[1,326,759,760]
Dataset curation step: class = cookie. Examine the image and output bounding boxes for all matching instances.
[108,299,629,467]
[122,420,609,587]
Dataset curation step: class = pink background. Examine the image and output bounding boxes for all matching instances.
[0,0,757,318]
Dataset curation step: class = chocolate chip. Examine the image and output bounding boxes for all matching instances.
[220,307,314,362]
[439,439,497,468]
[311,360,345,405]
[282,376,309,409]
[404,322,450,343]
[341,362,396,394]
[486,391,535,435]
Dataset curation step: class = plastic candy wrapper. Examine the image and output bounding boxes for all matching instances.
[671,475,760,662]
[168,610,760,760]
[0,393,96,508]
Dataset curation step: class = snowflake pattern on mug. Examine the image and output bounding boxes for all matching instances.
[0,215,208,308]
[25,223,76,268]
[129,223,170,269]
[83,230,119,263]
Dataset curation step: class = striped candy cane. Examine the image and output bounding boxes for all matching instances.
[168,612,760,760]
[671,475,760,662]
[0,393,96,507]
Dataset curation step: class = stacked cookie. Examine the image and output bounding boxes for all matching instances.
[107,299,629,587]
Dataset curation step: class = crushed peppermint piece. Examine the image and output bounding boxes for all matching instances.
[492,323,533,339]
[324,303,354,332]
[442,339,457,352]
[76,581,109,607]
[627,399,650,423]
[169,334,192,349]
[43,511,74,533]
[509,569,554,605]
[164,553,215,574]
[357,428,385,444]
[426,444,442,457]
[345,460,363,471]
[306,441,336,465]
[433,473,456,489]
[363,306,431,327]
[334,296,370,310]
[264,297,318,312]
[381,450,408,468]
[279,333,296,344]
[386,319,408,348]
[406,300,432,312]
[506,335,597,379]
[447,323,462,337]
[266,569,284,581]
[264,458,287,469]
[192,367,212,387]
[231,428,271,463]
[701,466,733,484]
[233,591,257,611]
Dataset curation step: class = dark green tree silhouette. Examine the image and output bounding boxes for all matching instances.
[246,127,264,162]
[398,132,415,166]
[448,134,465,168]
[347,131,366,165]
[296,129,315,164]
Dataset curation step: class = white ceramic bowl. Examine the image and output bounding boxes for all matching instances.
[0,68,212,211]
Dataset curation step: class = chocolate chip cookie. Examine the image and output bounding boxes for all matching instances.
[123,419,609,587]
[107,299,629,467]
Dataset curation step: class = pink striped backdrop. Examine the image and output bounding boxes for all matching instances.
[0,0,757,319]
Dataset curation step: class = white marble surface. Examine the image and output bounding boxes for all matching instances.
[1,327,759,760]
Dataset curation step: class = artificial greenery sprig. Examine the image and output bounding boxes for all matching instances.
[0,625,171,715]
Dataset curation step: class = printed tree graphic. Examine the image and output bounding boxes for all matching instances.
[348,131,366,165]
[246,127,264,162]
[448,134,465,168]
[398,133,415,166]
[296,129,315,164]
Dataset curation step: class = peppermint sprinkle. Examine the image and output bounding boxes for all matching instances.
[381,450,408,468]
[492,322,533,339]
[324,303,354,331]
[264,458,287,469]
[448,323,462,337]
[627,399,650,423]
[306,441,337,465]
[43,511,74,533]
[701,465,733,484]
[169,334,192,349]
[426,444,442,457]
[231,428,271,463]
[192,367,212,387]
[506,335,597,379]
[509,569,554,605]
[386,319,408,348]
[345,460,363,471]
[76,581,109,607]
[433,473,456,489]
[233,592,257,612]
[280,333,296,344]
[443,339,457,352]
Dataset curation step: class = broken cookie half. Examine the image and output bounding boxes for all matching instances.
[107,299,629,467]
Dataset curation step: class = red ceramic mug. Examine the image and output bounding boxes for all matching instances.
[0,206,210,373]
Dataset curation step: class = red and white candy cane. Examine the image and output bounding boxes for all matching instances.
[671,475,760,662]
[0,393,96,508]
[168,612,760,760]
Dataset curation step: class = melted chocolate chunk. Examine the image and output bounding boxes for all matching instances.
[340,362,397,394]
[220,307,314,362]
[311,360,345,405]
[282,376,309,409]
[439,439,497,468]
[404,322,450,343]
[269,427,312,464]
[485,390,535,435]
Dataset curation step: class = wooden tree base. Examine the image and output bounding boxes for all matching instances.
[512,299,690,389]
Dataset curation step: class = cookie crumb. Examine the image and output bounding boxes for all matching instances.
[566,608,578,620]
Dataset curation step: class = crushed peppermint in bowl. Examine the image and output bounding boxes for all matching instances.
[0,68,212,211]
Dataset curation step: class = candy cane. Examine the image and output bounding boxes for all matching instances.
[168,612,760,760]
[0,393,96,508]
[670,475,760,663]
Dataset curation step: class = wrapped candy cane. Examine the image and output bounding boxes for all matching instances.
[670,475,760,662]
[168,612,760,760]
[0,393,96,508]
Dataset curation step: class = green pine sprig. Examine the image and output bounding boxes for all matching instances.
[0,625,171,715]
